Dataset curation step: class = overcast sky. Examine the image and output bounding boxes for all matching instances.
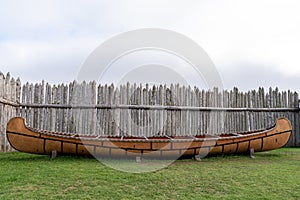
[1,0,300,92]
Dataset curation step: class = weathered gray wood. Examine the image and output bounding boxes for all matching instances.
[0,73,21,151]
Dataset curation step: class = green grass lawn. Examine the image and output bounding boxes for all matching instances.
[0,148,299,200]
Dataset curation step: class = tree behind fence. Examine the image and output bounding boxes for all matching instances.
[0,72,299,152]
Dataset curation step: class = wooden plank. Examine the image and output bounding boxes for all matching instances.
[294,93,300,146]
[0,73,7,151]
[0,72,5,151]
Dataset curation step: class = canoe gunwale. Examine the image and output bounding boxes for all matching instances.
[6,129,292,144]
[20,118,290,142]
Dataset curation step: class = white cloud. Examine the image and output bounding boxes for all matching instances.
[0,0,300,92]
[0,37,103,83]
[182,0,300,76]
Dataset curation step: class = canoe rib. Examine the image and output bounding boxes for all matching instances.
[6,117,292,158]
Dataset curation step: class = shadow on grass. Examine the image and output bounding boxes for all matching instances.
[255,153,283,158]
[2,148,298,163]
[0,152,94,162]
[0,153,48,162]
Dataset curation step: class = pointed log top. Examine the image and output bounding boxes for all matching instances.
[0,71,4,79]
[5,72,11,83]
[71,80,77,85]
[90,81,96,86]
[10,77,15,83]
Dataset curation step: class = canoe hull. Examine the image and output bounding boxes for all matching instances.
[6,117,292,159]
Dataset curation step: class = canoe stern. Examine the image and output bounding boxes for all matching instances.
[6,117,45,154]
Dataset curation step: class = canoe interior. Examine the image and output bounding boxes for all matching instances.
[6,117,292,159]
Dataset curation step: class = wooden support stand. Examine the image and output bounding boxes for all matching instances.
[136,156,142,163]
[50,150,57,159]
[194,155,202,161]
[250,148,255,159]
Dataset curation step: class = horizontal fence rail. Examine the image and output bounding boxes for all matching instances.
[0,71,299,152]
[18,103,300,112]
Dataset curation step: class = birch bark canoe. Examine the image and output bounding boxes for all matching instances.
[6,117,292,159]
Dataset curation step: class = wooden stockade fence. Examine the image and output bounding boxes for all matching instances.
[0,71,299,152]
[0,72,21,152]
